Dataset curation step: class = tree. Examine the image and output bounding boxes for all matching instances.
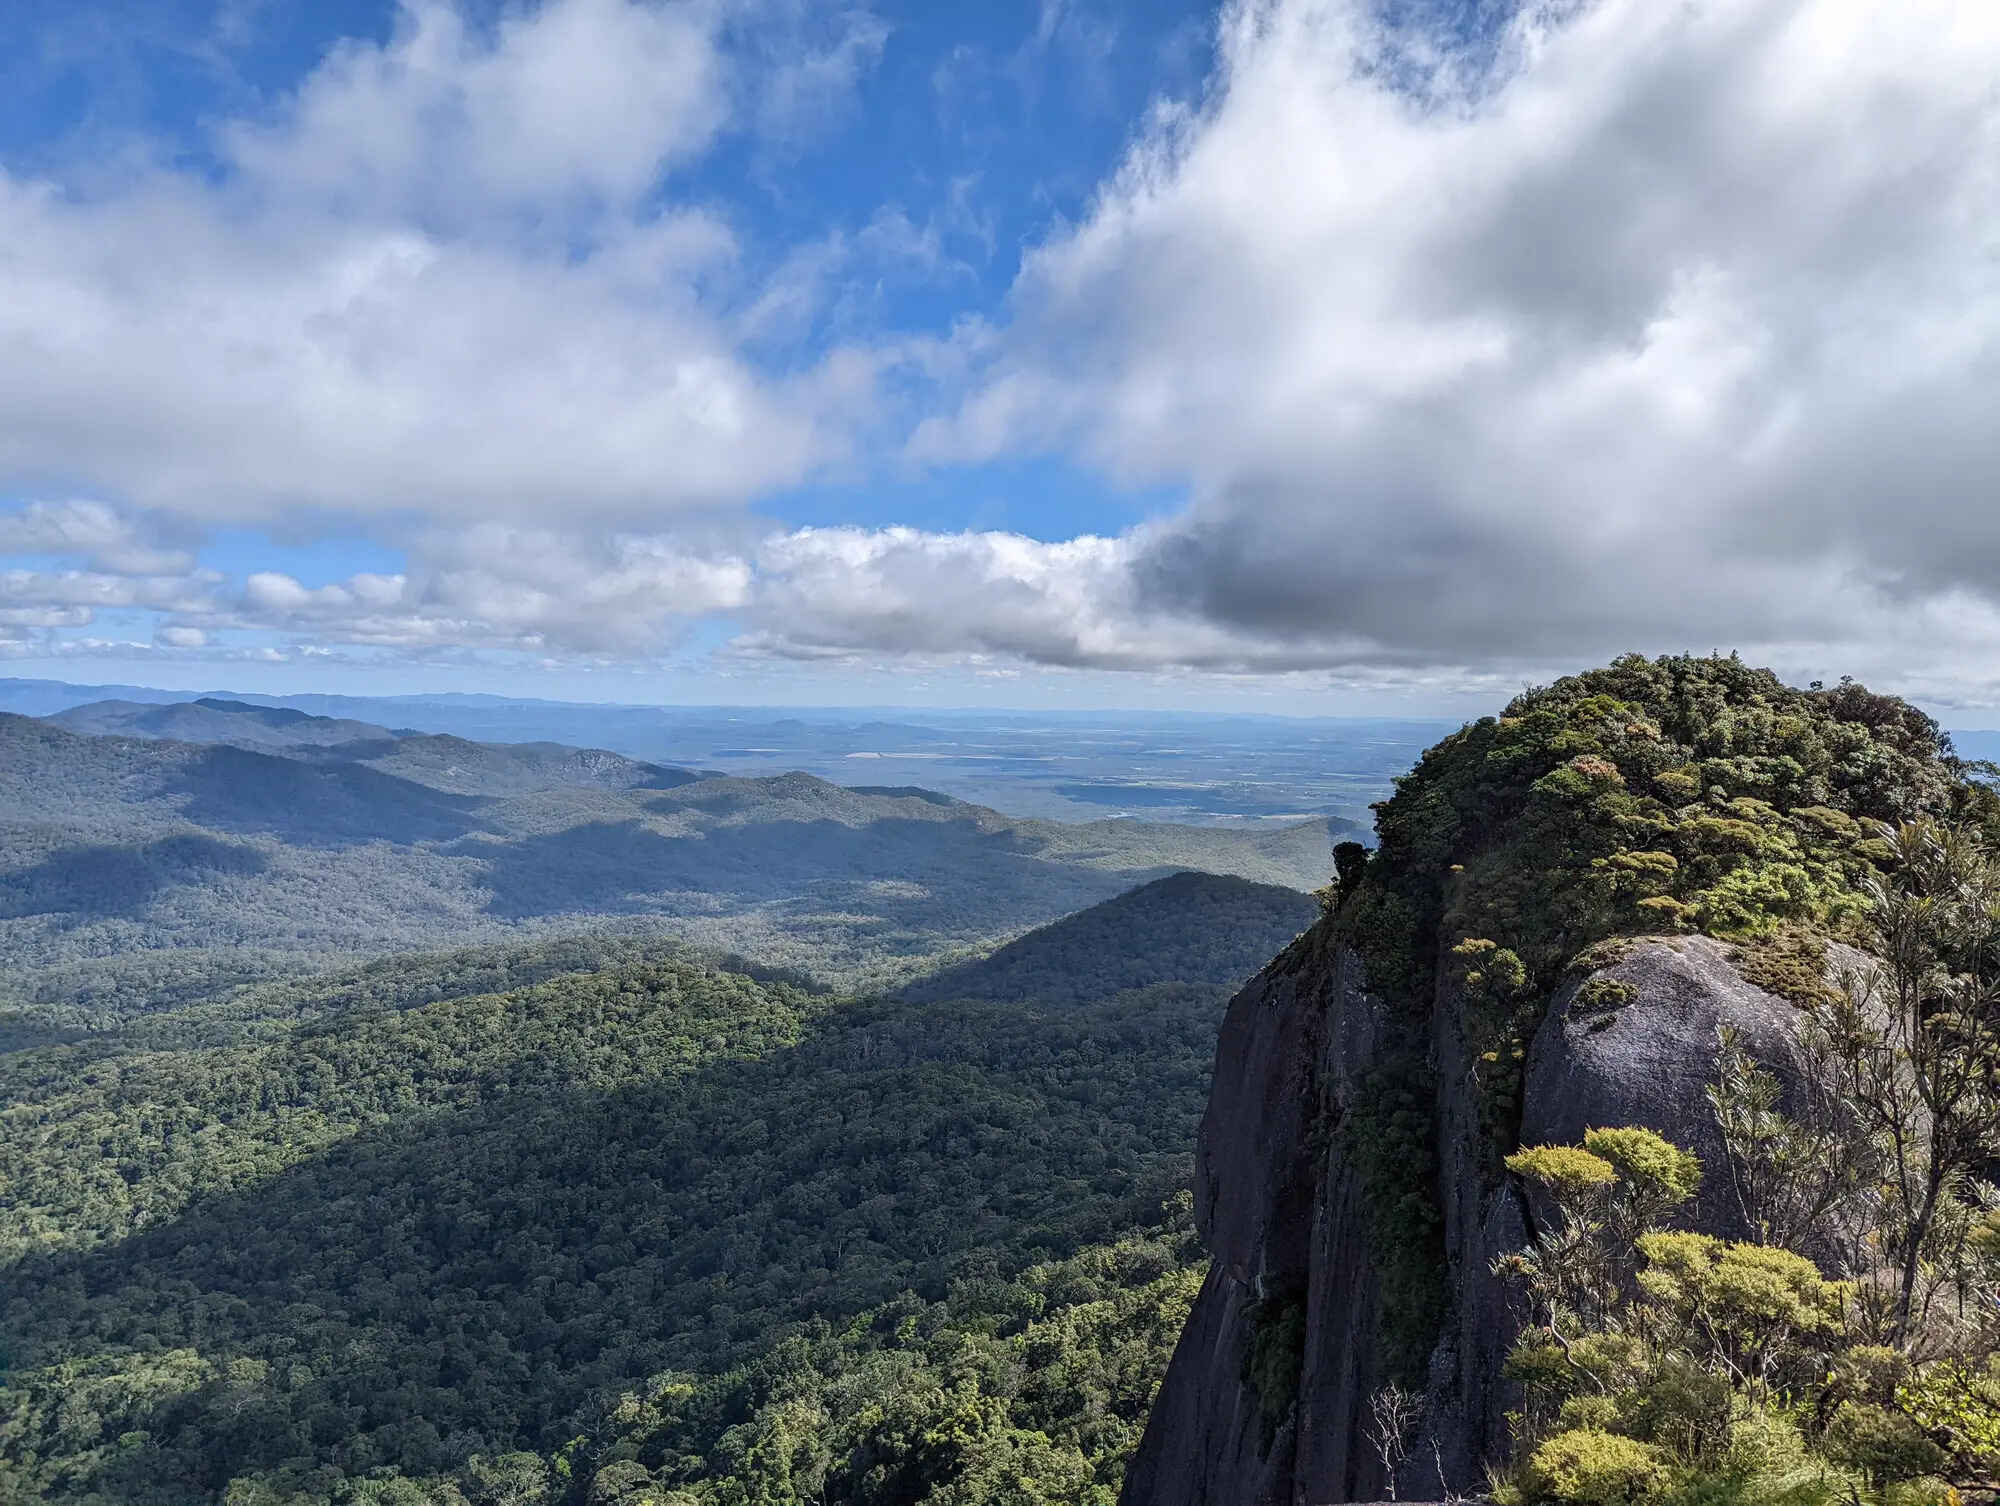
[1796,820,2000,1346]
[1333,841,1371,901]
[1366,1383,1422,1499]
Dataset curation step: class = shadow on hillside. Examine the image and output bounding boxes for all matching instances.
[168,746,496,847]
[901,871,1316,1007]
[464,815,1182,934]
[0,834,268,920]
[0,996,1207,1495]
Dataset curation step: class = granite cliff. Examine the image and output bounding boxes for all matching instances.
[1120,655,1982,1505]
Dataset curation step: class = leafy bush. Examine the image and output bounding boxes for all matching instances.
[1498,1117,2000,1506]
[1523,1429,1669,1506]
[1242,1293,1308,1442]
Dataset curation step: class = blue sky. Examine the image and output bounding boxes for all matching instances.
[2,0,1998,717]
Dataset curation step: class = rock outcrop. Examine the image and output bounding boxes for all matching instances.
[1119,932,1817,1506]
[1120,654,1967,1506]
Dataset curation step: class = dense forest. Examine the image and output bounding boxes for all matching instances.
[0,869,1317,1504]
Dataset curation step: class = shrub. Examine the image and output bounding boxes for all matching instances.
[1822,1403,1948,1488]
[1241,1293,1307,1441]
[1583,1128,1702,1207]
[1558,1396,1624,1433]
[1508,1144,1619,1196]
[1719,1410,1809,1481]
[1617,1358,1733,1465]
[1524,1429,1669,1506]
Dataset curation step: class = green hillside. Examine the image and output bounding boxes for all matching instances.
[902,870,1316,1005]
[0,941,1224,1505]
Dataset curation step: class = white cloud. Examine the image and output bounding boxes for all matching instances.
[899,0,2000,689]
[225,524,754,655]
[0,500,197,575]
[0,553,221,655]
[745,523,1396,670]
[751,5,892,145]
[223,0,729,224]
[9,0,2000,706]
[0,567,217,616]
[0,0,885,528]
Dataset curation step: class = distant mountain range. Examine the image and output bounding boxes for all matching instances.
[0,675,1431,827]
[49,696,406,749]
[0,704,1338,1011]
[45,695,721,795]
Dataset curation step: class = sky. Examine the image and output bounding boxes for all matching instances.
[1,0,1996,718]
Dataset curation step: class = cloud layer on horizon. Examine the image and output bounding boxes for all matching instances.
[3,0,1999,706]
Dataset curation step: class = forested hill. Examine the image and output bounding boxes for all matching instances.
[0,919,1246,1503]
[0,715,1334,1010]
[49,696,403,749]
[902,870,1318,1005]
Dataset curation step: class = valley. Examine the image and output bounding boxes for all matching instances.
[0,691,1337,1504]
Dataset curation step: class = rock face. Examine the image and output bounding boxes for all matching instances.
[1120,932,1813,1506]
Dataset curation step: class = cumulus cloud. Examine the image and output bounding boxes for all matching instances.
[0,558,221,654]
[0,0,883,526]
[745,524,1398,670]
[0,500,198,576]
[222,0,730,224]
[223,524,754,656]
[8,0,2000,704]
[900,0,2000,688]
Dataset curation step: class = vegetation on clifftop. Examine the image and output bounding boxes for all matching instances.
[1336,653,1984,1019]
[1315,654,1999,1403]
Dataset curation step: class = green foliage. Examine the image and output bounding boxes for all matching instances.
[1895,1360,2000,1489]
[1346,655,1957,1023]
[1334,653,1963,1103]
[1313,656,1973,1397]
[1508,1143,1619,1194]
[1633,1233,1848,1402]
[1583,1129,1701,1208]
[0,938,1226,1504]
[1502,1127,1702,1340]
[1242,1294,1308,1442]
[1333,842,1371,900]
[1499,1122,2000,1506]
[1823,1404,1949,1490]
[1338,1059,1450,1388]
[1523,1430,1669,1506]
[1705,1027,1867,1254]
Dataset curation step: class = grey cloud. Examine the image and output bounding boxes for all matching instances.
[9,0,2000,705]
[902,0,2000,694]
[0,500,199,576]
